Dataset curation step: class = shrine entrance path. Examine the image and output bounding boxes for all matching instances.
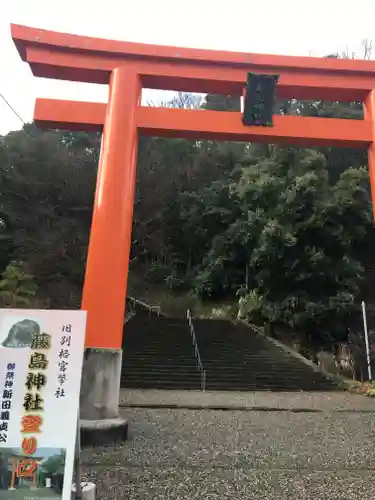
[0,489,60,499]
[82,391,375,499]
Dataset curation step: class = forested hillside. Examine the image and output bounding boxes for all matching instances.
[1,68,374,350]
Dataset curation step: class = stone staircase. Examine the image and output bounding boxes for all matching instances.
[121,314,338,391]
[193,319,338,391]
[121,316,202,390]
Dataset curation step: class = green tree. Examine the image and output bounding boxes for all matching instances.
[0,124,98,307]
[40,450,66,476]
[196,146,373,344]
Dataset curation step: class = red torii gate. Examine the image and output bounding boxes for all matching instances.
[11,24,375,351]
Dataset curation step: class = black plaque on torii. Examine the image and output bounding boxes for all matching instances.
[242,73,279,127]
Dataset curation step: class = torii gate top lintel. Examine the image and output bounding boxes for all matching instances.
[12,23,375,72]
[11,23,375,100]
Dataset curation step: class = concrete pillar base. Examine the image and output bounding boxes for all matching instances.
[79,348,127,445]
[80,417,128,446]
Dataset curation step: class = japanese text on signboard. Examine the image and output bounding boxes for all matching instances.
[242,73,279,127]
[19,332,50,478]
[0,362,16,443]
[56,324,72,399]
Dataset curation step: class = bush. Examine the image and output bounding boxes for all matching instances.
[144,263,170,284]
[0,261,38,308]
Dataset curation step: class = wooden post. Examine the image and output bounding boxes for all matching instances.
[9,457,16,489]
[32,468,37,489]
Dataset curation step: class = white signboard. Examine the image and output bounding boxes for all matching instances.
[0,309,87,500]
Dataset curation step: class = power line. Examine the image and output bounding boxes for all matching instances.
[0,92,25,125]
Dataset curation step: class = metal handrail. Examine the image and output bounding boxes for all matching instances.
[128,296,161,317]
[187,309,206,391]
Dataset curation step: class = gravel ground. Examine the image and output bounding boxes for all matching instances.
[82,405,375,499]
[120,388,375,411]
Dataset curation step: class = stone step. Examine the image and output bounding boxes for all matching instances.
[121,366,200,374]
[124,325,189,332]
[122,356,197,364]
[121,379,333,391]
[122,357,314,371]
[123,346,195,351]
[120,380,202,389]
[121,373,201,382]
[199,363,320,372]
[204,384,335,391]
[121,366,334,378]
[208,375,322,384]
[122,360,320,375]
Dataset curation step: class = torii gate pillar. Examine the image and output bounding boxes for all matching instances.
[78,67,139,442]
[82,68,140,349]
